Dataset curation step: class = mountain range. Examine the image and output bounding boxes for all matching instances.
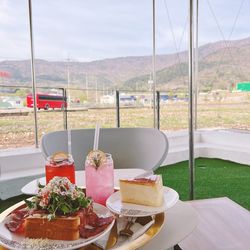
[1,37,250,92]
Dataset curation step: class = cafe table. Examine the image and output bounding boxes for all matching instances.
[179,197,250,250]
[0,169,199,250]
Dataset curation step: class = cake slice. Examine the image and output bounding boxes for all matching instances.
[119,175,164,207]
[24,214,80,240]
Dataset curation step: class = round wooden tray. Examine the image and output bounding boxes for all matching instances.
[80,213,165,250]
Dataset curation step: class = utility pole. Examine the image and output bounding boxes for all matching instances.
[95,78,98,103]
[148,73,153,108]
[67,57,71,108]
[85,73,88,101]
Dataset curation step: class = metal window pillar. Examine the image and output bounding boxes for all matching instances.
[188,0,195,200]
[194,0,199,130]
[152,0,156,128]
[28,0,38,148]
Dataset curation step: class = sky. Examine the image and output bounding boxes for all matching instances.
[0,0,249,62]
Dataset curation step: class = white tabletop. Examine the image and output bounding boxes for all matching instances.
[140,200,198,250]
[179,197,250,250]
[21,169,147,195]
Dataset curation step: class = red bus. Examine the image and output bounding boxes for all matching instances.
[26,93,67,110]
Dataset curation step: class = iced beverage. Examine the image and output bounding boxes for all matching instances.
[85,151,114,205]
[45,153,75,184]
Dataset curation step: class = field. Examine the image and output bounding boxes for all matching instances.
[1,100,250,149]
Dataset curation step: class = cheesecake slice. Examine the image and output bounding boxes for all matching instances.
[119,175,164,207]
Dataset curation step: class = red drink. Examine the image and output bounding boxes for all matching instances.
[45,154,75,184]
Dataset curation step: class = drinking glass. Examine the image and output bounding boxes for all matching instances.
[85,153,114,205]
[45,154,76,184]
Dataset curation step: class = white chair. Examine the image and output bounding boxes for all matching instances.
[41,128,169,171]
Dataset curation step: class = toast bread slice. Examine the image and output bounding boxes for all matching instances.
[24,215,80,240]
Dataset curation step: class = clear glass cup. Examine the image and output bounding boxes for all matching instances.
[45,154,76,184]
[85,153,114,206]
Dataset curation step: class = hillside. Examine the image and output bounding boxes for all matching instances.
[0,37,250,91]
[125,37,250,91]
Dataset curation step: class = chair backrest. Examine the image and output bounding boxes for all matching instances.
[41,128,168,171]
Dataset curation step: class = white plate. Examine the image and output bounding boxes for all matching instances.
[0,203,114,250]
[106,187,179,217]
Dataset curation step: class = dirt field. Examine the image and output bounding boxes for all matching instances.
[1,100,250,149]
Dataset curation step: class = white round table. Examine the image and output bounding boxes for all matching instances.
[140,200,198,250]
[21,169,147,195]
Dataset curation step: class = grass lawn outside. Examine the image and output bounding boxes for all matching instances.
[155,158,250,210]
[2,101,250,149]
[0,157,250,213]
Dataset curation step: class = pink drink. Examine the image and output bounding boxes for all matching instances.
[85,153,114,206]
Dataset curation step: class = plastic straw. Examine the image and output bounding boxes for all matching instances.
[93,124,100,150]
[68,129,72,155]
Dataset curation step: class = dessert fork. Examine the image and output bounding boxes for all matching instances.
[119,217,137,237]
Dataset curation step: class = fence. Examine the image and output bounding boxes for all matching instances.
[1,84,250,149]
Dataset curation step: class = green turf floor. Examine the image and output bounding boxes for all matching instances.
[155,158,250,210]
[0,194,30,214]
[1,158,250,213]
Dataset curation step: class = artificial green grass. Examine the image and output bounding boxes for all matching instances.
[1,158,250,213]
[155,158,250,210]
[0,195,30,213]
